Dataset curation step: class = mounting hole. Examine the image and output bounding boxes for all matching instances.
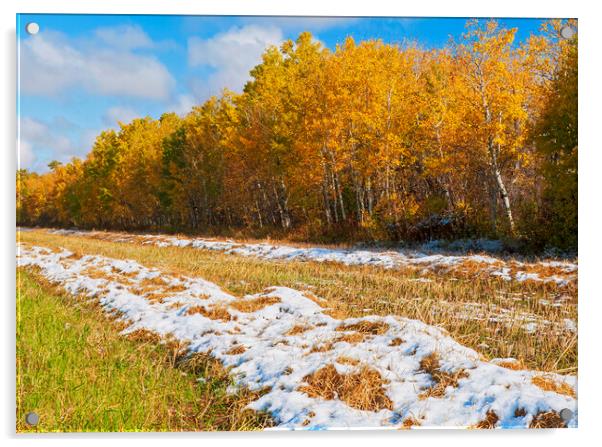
[559,408,573,423]
[560,25,575,40]
[25,411,39,426]
[25,22,40,35]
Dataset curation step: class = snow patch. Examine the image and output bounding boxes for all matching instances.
[18,243,577,429]
[44,229,578,287]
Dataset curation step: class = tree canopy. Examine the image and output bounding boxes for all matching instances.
[17,20,578,250]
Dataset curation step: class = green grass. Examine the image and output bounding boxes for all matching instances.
[16,270,272,432]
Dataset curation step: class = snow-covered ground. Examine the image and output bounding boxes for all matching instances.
[18,243,577,429]
[44,229,578,287]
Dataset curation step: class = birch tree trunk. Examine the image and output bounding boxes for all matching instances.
[480,80,516,235]
[489,138,515,233]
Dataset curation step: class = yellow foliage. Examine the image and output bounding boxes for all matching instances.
[17,20,577,249]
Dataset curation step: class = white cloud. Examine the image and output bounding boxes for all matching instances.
[166,94,198,116]
[19,116,91,171]
[103,106,140,126]
[18,141,36,170]
[21,116,75,155]
[80,128,103,153]
[188,25,284,97]
[20,30,175,100]
[95,25,153,50]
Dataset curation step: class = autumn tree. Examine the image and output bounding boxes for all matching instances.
[532,21,578,249]
[16,20,578,250]
[454,20,536,235]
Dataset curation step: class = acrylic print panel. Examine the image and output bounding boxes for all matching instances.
[16,14,578,432]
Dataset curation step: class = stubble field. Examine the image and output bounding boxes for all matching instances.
[16,228,578,430]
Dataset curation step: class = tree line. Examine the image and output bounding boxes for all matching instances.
[17,20,577,250]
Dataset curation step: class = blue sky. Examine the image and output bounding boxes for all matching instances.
[17,14,546,172]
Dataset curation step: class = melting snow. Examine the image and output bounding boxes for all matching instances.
[17,243,577,429]
[44,229,578,287]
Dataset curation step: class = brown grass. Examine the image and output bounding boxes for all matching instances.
[401,417,421,429]
[514,407,527,418]
[495,359,526,370]
[110,266,137,278]
[164,283,189,293]
[301,411,316,426]
[531,375,576,398]
[286,325,312,336]
[323,308,348,319]
[187,305,233,321]
[303,290,327,304]
[125,330,191,368]
[336,320,390,335]
[418,352,469,399]
[125,328,162,344]
[336,356,360,366]
[529,411,566,428]
[230,296,280,313]
[309,342,334,353]
[226,345,247,355]
[474,410,499,429]
[336,332,366,344]
[168,302,186,310]
[138,276,166,287]
[389,337,404,346]
[299,364,393,412]
[142,292,169,303]
[81,266,117,281]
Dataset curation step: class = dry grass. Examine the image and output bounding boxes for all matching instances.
[336,356,360,366]
[123,329,191,368]
[309,342,334,353]
[389,337,404,346]
[143,292,171,303]
[529,411,566,428]
[138,276,167,287]
[230,296,280,312]
[285,325,312,336]
[495,359,526,370]
[531,375,576,398]
[474,411,499,429]
[81,266,128,283]
[336,332,366,344]
[299,364,393,412]
[418,352,469,399]
[301,411,316,426]
[336,321,390,335]
[111,267,138,278]
[225,345,247,355]
[19,229,578,372]
[401,417,421,429]
[515,407,527,418]
[164,283,189,293]
[186,305,233,321]
[302,290,327,304]
[125,328,162,344]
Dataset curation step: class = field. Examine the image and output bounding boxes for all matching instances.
[16,228,577,430]
[17,270,272,432]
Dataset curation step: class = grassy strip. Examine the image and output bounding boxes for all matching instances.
[16,270,272,432]
[19,230,577,372]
